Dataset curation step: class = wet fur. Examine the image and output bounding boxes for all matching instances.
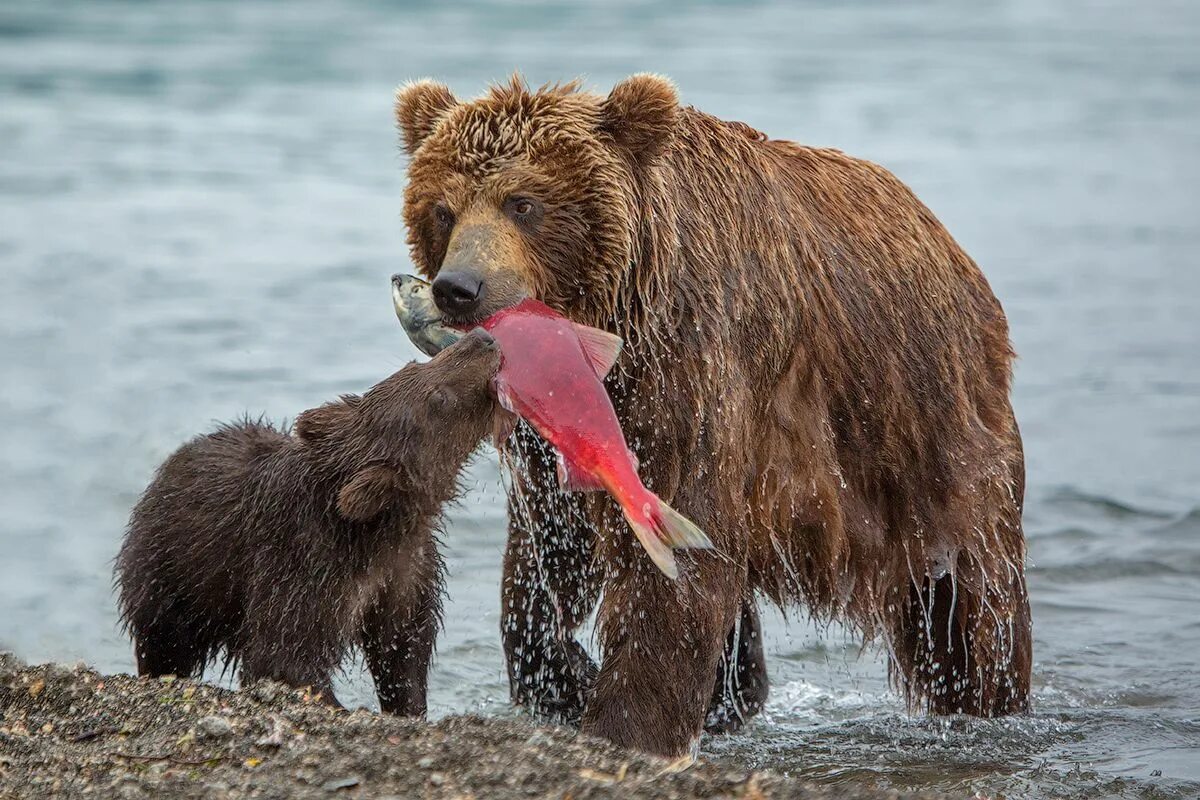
[115,334,499,714]
[397,76,1032,754]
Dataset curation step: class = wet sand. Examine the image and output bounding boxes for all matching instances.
[0,654,943,800]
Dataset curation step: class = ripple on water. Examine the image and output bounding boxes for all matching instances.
[1038,485,1176,525]
[705,680,1200,798]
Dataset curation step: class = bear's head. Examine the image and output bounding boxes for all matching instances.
[395,74,679,326]
[295,329,501,521]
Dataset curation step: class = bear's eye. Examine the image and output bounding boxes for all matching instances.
[433,202,454,231]
[504,196,543,226]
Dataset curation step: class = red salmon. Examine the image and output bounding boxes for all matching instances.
[476,298,713,578]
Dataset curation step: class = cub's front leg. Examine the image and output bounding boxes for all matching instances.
[360,536,444,717]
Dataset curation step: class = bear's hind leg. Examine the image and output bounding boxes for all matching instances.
[893,564,1032,716]
[238,593,345,708]
[131,608,211,679]
[240,639,344,708]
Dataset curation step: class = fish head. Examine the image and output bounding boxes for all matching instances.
[391,273,464,357]
[395,75,679,326]
[390,273,440,330]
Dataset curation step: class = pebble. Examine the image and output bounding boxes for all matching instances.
[321,776,361,791]
[111,778,145,799]
[45,664,75,683]
[429,772,446,786]
[196,715,234,739]
[0,652,25,675]
[417,756,435,769]
[251,681,282,704]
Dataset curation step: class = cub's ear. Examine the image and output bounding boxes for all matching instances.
[395,79,458,155]
[337,464,410,522]
[599,73,679,165]
[294,398,356,442]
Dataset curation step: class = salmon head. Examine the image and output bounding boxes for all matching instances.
[394,74,680,326]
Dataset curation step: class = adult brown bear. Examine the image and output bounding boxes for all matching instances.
[395,74,1032,756]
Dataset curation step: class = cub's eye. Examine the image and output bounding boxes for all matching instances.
[505,196,543,224]
[433,203,454,230]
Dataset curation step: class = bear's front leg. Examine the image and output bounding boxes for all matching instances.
[582,552,743,757]
[705,599,769,734]
[360,539,444,717]
[501,507,600,724]
[500,428,602,725]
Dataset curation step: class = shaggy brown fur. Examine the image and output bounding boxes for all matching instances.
[115,332,500,715]
[395,75,1032,755]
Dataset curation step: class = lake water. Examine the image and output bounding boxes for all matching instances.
[1,1,1197,797]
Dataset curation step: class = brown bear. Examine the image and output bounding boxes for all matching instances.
[394,75,1032,755]
[115,330,500,715]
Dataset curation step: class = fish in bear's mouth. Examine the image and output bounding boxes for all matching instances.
[390,274,464,357]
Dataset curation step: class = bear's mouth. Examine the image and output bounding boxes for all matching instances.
[440,293,529,328]
[392,273,470,357]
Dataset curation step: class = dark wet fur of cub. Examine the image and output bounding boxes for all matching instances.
[115,331,499,715]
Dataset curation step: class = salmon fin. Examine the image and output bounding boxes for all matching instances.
[555,450,605,493]
[572,323,623,379]
[623,514,680,579]
[622,498,714,580]
[653,501,715,550]
[491,407,518,448]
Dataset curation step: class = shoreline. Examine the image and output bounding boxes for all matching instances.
[0,654,942,799]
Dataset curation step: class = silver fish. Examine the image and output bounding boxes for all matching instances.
[391,273,464,357]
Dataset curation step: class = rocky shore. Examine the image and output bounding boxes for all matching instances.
[0,655,938,799]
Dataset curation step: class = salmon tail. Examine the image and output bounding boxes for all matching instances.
[653,501,715,551]
[622,497,715,580]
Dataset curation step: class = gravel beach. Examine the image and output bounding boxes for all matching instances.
[0,655,944,800]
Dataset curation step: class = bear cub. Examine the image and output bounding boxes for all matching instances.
[115,330,499,715]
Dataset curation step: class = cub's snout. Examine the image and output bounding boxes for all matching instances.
[422,327,501,409]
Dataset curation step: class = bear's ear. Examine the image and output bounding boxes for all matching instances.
[395,79,458,155]
[337,464,410,522]
[599,73,679,164]
[294,399,356,443]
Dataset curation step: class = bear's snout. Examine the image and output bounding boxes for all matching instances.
[432,270,485,318]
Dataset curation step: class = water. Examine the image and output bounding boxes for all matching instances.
[1,1,1197,797]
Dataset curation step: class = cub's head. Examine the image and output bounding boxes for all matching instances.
[295,329,500,521]
[396,74,679,326]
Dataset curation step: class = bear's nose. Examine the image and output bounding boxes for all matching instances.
[432,270,485,318]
